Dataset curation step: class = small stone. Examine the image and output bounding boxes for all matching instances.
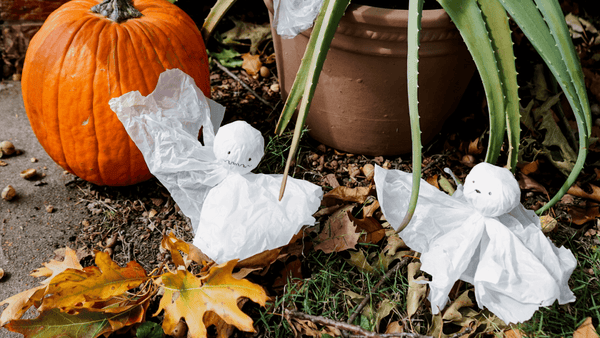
[2,185,16,201]
[0,160,7,166]
[0,268,4,280]
[270,83,280,93]
[45,205,55,213]
[382,160,392,170]
[0,141,15,156]
[260,66,270,78]
[20,168,37,179]
[362,164,375,181]
[30,157,38,163]
[82,220,90,227]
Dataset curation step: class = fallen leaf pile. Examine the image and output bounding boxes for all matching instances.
[0,242,267,338]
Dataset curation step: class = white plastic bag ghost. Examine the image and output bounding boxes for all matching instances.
[273,0,324,38]
[374,162,576,324]
[110,68,323,263]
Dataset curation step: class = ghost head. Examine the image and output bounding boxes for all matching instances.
[213,121,265,175]
[463,162,521,217]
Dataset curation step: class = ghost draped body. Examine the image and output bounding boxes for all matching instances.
[374,162,576,324]
[110,68,323,264]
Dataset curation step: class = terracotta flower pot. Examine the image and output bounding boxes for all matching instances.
[265,0,476,156]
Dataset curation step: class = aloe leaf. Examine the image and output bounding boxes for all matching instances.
[396,0,424,233]
[497,0,591,214]
[277,0,351,198]
[437,0,506,165]
[202,0,239,42]
[477,0,520,172]
[274,0,349,134]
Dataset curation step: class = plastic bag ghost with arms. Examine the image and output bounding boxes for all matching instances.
[374,162,576,324]
[110,68,323,263]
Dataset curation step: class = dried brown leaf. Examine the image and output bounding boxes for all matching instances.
[568,183,600,203]
[322,185,374,206]
[315,205,360,253]
[241,53,262,77]
[573,317,600,338]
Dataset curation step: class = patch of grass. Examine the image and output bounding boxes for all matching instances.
[517,233,600,336]
[256,126,310,176]
[252,243,411,336]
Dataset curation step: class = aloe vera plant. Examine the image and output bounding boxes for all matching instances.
[274,0,591,221]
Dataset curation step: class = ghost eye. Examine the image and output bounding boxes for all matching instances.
[248,158,252,161]
[489,192,492,195]
[227,151,231,155]
[472,180,475,183]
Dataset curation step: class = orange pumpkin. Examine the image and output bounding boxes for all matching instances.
[22,0,210,186]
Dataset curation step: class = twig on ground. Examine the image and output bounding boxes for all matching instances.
[346,257,411,326]
[285,309,432,338]
[212,59,275,109]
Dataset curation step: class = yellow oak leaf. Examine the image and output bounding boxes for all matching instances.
[162,232,212,266]
[31,247,84,285]
[155,260,267,338]
[0,247,84,325]
[0,287,45,326]
[40,251,148,311]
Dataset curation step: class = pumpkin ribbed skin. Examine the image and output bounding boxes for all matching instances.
[22,0,210,186]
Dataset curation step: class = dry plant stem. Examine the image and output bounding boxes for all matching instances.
[212,59,275,109]
[346,257,411,326]
[286,309,432,338]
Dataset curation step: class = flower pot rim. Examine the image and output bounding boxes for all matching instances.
[344,4,453,28]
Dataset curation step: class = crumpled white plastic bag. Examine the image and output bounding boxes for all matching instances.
[110,68,323,263]
[374,162,576,324]
[273,0,324,38]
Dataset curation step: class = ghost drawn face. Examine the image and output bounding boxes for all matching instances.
[462,163,521,217]
[213,121,265,175]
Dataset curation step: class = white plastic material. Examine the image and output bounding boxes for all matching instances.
[110,68,323,263]
[273,0,324,38]
[374,162,576,324]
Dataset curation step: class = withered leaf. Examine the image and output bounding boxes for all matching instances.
[41,252,148,311]
[568,183,600,203]
[162,232,212,266]
[568,205,600,225]
[442,290,475,321]
[322,185,374,206]
[406,262,428,317]
[241,53,262,77]
[31,247,83,285]
[518,173,549,196]
[1,247,85,325]
[315,205,360,253]
[155,260,267,338]
[349,213,385,245]
[0,287,45,326]
[573,317,600,338]
[5,302,147,338]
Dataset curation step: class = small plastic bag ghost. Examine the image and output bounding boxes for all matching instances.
[272,0,324,38]
[374,162,576,324]
[109,68,323,264]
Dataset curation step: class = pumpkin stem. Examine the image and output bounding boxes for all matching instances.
[91,0,142,23]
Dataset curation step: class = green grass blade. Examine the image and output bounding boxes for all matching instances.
[396,0,424,233]
[477,0,520,172]
[437,0,506,164]
[201,0,239,42]
[497,0,591,213]
[277,0,351,198]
